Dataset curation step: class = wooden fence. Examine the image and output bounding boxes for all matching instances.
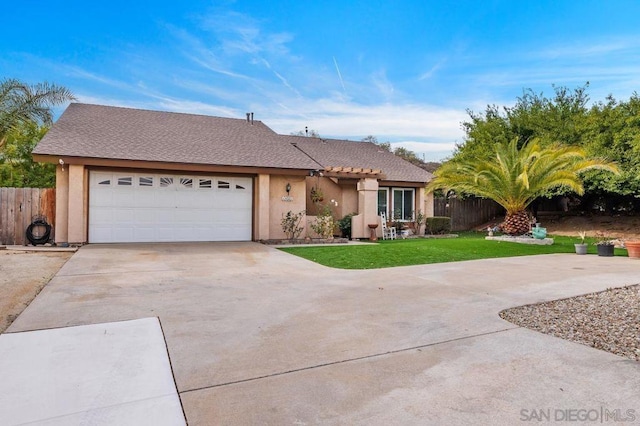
[434,197,503,231]
[0,188,55,245]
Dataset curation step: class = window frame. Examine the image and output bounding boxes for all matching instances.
[391,187,415,221]
[377,188,389,217]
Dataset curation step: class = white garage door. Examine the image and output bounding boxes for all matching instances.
[89,172,253,243]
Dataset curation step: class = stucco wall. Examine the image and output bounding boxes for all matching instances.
[54,165,69,244]
[305,176,344,216]
[268,175,307,239]
[54,163,430,243]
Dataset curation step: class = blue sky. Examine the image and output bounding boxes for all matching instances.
[3,1,640,161]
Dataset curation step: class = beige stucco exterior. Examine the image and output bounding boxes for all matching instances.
[268,175,308,239]
[50,161,432,244]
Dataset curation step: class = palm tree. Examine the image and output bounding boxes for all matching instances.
[0,78,76,149]
[426,139,619,235]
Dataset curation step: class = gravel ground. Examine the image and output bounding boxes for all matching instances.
[500,284,640,361]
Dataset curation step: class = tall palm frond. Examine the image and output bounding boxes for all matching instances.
[426,139,619,234]
[0,78,76,148]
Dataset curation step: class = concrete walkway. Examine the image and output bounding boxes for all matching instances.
[6,242,640,425]
[0,318,184,425]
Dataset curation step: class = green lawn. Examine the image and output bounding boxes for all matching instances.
[279,232,627,269]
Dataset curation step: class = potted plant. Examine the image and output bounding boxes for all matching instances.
[310,186,324,203]
[574,231,588,255]
[594,232,615,257]
[624,239,640,259]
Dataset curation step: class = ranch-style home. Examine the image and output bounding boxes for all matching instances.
[32,103,434,244]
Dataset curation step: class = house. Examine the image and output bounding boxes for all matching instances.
[32,103,434,244]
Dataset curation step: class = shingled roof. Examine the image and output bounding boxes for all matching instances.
[34,103,433,183]
[289,136,433,183]
[33,103,321,170]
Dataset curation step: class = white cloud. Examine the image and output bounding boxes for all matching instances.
[537,39,640,60]
[371,69,394,98]
[263,98,466,143]
[418,58,446,81]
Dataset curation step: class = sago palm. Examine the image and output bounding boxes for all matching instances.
[426,139,619,235]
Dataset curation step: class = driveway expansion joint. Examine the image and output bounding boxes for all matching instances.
[179,326,520,395]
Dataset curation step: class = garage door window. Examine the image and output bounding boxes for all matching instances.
[217,180,230,189]
[180,178,193,188]
[98,179,111,186]
[117,176,133,186]
[139,177,154,187]
[199,179,212,189]
[160,177,173,187]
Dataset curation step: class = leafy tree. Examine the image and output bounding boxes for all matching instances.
[456,84,591,164]
[290,128,320,137]
[0,121,55,187]
[580,93,640,200]
[453,84,640,211]
[0,78,75,150]
[427,139,618,235]
[362,135,440,172]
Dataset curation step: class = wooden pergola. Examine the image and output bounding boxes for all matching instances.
[322,166,386,180]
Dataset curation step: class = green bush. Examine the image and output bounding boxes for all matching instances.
[281,210,305,240]
[337,213,356,239]
[426,216,451,234]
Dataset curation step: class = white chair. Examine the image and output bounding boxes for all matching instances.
[380,212,397,240]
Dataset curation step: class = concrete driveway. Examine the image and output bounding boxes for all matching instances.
[7,242,640,425]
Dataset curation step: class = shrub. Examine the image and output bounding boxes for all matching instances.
[337,213,356,239]
[281,210,305,240]
[310,202,337,238]
[426,216,451,234]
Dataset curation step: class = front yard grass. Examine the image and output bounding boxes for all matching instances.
[279,232,626,269]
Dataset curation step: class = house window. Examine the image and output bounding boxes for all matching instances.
[139,177,154,187]
[392,188,415,221]
[117,176,133,186]
[199,179,212,189]
[377,188,389,216]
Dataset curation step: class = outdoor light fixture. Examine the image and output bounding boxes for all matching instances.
[286,183,291,195]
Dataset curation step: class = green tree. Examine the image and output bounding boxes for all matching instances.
[0,78,75,149]
[580,94,640,200]
[456,84,591,163]
[0,121,55,187]
[427,139,618,235]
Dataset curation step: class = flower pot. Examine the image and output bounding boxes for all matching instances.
[596,244,614,257]
[574,243,588,255]
[625,241,640,259]
[532,226,547,239]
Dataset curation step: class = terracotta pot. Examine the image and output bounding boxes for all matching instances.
[625,241,640,259]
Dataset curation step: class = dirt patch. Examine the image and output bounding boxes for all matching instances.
[0,250,73,333]
[543,214,640,240]
[480,214,640,240]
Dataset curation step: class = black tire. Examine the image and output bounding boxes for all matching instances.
[26,220,52,246]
